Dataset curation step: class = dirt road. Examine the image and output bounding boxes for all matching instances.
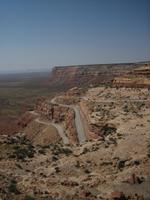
[30,111,69,145]
[50,97,86,143]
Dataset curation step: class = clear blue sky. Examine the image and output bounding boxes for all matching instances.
[0,0,150,72]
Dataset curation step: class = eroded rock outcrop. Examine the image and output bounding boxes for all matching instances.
[36,98,78,144]
[48,63,142,89]
[47,62,150,89]
[113,64,150,88]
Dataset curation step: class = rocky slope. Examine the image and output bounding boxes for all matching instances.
[80,86,150,140]
[0,85,150,199]
[1,62,150,199]
[0,127,149,200]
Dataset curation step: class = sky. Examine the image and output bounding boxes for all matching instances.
[0,0,150,73]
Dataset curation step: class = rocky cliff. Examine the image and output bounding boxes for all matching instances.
[113,64,150,88]
[36,97,78,144]
[48,63,142,89]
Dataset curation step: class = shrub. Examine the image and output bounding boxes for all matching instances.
[84,169,91,174]
[14,146,34,160]
[144,198,150,200]
[75,161,80,168]
[8,179,20,194]
[52,145,73,156]
[38,149,46,155]
[101,124,116,136]
[123,105,129,113]
[52,155,58,161]
[24,195,35,200]
[55,166,60,173]
[62,148,73,156]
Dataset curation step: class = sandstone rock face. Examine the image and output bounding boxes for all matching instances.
[113,64,150,88]
[35,98,78,144]
[64,109,78,144]
[47,62,150,90]
[113,76,150,88]
[48,63,142,89]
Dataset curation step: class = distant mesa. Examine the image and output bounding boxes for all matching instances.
[48,61,150,89]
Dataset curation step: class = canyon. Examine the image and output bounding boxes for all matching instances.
[0,61,150,200]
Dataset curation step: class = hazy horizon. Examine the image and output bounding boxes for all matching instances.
[0,0,150,73]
